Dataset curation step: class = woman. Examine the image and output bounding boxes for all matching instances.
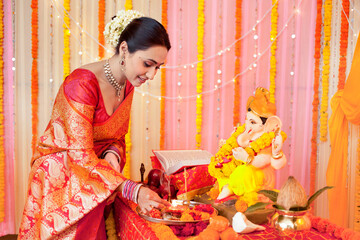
[19,12,171,239]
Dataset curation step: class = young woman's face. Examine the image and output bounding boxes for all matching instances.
[125,45,168,87]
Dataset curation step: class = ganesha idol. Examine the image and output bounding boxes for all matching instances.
[208,87,287,203]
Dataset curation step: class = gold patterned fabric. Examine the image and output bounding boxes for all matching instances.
[19,70,134,239]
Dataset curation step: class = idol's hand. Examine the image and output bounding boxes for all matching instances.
[104,152,121,172]
[232,147,248,161]
[137,186,171,214]
[272,133,283,156]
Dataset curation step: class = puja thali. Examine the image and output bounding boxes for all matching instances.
[136,199,218,225]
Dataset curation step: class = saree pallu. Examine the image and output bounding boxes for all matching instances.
[19,70,134,239]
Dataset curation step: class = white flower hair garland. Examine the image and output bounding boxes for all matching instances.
[104,10,144,48]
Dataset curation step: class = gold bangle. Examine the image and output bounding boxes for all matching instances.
[272,151,283,159]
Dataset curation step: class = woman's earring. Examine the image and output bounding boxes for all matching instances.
[120,57,126,72]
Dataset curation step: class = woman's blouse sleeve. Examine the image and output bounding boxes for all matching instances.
[63,69,100,107]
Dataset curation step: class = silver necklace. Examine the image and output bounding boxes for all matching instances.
[104,59,126,101]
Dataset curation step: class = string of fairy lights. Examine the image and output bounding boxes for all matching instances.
[39,0,360,103]
[215,0,223,143]
[176,0,183,147]
[48,0,299,100]
[253,0,259,89]
[287,0,297,166]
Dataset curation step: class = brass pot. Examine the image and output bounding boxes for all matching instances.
[270,208,311,234]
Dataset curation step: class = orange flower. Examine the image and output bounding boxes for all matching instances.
[233,0,242,126]
[98,0,105,59]
[338,0,349,90]
[160,0,168,149]
[31,0,39,155]
[310,0,323,200]
[235,198,248,213]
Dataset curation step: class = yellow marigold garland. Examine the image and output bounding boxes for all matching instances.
[160,0,168,150]
[123,0,132,179]
[269,0,278,103]
[320,0,332,142]
[31,0,39,154]
[105,209,117,240]
[0,0,4,222]
[125,0,132,11]
[233,0,242,126]
[208,124,245,178]
[195,0,205,149]
[338,0,349,90]
[208,124,287,179]
[124,117,131,178]
[98,0,105,59]
[63,0,70,78]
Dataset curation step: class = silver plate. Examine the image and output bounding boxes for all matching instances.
[136,200,217,225]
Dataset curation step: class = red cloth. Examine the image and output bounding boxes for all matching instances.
[151,155,216,199]
[240,224,338,240]
[114,197,159,240]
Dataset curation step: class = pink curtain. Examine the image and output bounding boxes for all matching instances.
[164,0,317,191]
[0,0,15,235]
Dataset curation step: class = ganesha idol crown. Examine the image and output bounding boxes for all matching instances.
[246,87,276,118]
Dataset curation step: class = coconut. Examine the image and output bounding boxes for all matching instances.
[276,176,308,210]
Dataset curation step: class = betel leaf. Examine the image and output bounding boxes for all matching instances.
[289,206,308,211]
[306,186,333,208]
[257,189,278,202]
[272,204,285,210]
[245,202,271,213]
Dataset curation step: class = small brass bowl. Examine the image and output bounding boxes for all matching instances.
[270,208,311,234]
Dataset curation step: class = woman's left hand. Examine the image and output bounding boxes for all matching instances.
[104,152,121,172]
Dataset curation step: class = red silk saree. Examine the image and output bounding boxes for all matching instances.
[19,69,134,239]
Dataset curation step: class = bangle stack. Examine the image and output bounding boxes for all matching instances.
[122,180,143,204]
[102,149,121,163]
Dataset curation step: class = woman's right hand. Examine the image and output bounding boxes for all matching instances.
[104,152,121,172]
[137,186,171,214]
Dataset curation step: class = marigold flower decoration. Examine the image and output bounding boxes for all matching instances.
[160,0,168,149]
[31,0,39,154]
[104,10,144,49]
[310,0,323,198]
[98,0,105,59]
[195,0,205,149]
[63,0,70,78]
[319,0,332,142]
[125,0,132,11]
[338,0,349,90]
[233,0,242,126]
[269,0,279,103]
